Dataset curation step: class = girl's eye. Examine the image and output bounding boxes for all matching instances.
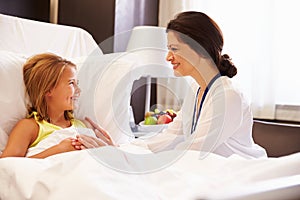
[69,80,79,86]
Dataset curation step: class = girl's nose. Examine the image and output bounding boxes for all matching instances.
[75,84,81,95]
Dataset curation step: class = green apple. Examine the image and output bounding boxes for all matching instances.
[144,111,155,118]
[154,108,160,114]
[144,116,157,125]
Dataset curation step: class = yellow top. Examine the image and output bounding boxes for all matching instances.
[29,111,86,148]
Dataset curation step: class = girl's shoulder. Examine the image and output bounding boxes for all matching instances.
[16,118,38,129]
[11,118,39,144]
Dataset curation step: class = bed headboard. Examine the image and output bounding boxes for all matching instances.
[253,120,300,157]
[0,14,103,58]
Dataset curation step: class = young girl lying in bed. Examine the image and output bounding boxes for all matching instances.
[0,53,114,158]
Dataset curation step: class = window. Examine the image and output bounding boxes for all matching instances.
[159,0,300,121]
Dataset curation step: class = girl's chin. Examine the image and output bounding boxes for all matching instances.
[65,104,74,111]
[72,102,79,110]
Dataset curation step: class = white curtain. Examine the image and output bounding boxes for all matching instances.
[158,0,300,121]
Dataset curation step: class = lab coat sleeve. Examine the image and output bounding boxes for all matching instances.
[175,86,244,155]
[132,110,185,152]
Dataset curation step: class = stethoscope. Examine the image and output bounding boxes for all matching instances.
[190,73,221,134]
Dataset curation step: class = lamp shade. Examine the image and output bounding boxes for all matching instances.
[126,26,168,52]
[125,25,173,78]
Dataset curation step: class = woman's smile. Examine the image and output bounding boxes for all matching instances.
[172,62,180,70]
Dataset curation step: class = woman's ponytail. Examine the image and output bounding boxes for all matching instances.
[219,54,237,78]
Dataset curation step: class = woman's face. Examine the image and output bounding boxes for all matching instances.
[166,31,201,77]
[46,65,80,112]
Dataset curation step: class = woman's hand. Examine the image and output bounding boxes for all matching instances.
[75,134,108,149]
[75,117,116,149]
[85,117,115,145]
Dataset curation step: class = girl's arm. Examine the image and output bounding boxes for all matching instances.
[28,138,78,158]
[0,119,38,158]
[1,119,79,158]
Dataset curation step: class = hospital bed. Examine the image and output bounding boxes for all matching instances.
[0,14,299,200]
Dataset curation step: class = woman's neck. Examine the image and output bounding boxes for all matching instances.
[192,59,220,90]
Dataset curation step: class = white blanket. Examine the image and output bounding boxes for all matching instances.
[26,128,96,157]
[1,146,300,200]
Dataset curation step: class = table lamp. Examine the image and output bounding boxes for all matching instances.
[125,26,173,114]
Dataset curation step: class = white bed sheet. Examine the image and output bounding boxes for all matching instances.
[0,147,299,200]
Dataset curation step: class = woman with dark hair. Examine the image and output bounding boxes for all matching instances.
[76,11,267,158]
[166,11,236,78]
[149,11,266,157]
[126,11,266,158]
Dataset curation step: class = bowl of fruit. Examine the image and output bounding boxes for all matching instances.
[138,108,177,133]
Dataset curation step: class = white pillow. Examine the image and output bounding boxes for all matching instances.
[0,127,8,152]
[0,51,27,138]
[75,53,136,144]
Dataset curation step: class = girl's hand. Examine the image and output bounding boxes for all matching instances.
[57,138,79,152]
[71,138,83,150]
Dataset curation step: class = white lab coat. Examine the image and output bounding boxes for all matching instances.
[133,76,267,158]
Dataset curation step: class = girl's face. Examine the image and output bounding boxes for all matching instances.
[166,31,201,77]
[46,65,80,112]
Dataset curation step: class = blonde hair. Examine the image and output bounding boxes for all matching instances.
[23,53,76,121]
